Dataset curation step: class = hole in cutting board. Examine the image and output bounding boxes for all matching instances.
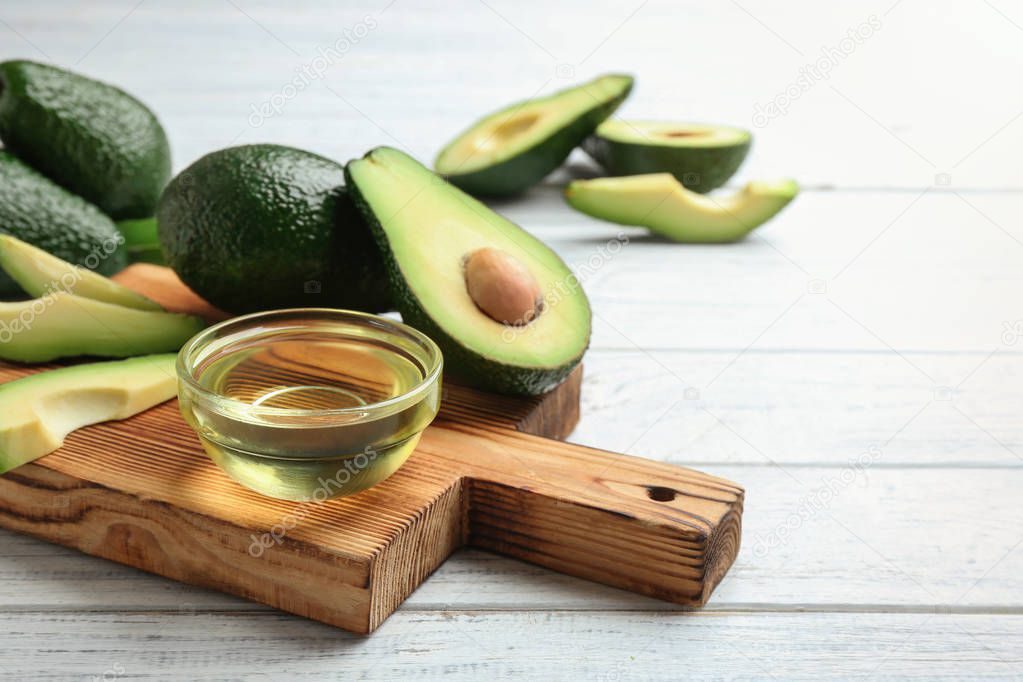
[646,486,676,502]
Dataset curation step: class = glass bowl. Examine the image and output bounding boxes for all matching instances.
[176,309,443,501]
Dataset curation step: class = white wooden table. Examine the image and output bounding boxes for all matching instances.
[3,0,1022,678]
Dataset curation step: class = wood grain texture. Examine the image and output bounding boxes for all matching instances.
[2,610,1020,681]
[0,266,742,633]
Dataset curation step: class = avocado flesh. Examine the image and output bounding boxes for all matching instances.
[583,120,751,193]
[158,144,391,314]
[565,173,798,243]
[0,354,176,473]
[0,292,204,363]
[0,151,127,296]
[347,147,590,396]
[435,74,633,197]
[0,60,171,219]
[0,235,161,311]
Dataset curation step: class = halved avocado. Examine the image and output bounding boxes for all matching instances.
[0,292,204,363]
[583,121,751,193]
[0,354,176,473]
[565,173,798,243]
[0,234,162,310]
[347,147,590,396]
[435,74,633,197]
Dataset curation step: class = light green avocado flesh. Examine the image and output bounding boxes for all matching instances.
[347,147,590,395]
[595,120,750,148]
[0,354,176,473]
[0,292,204,362]
[565,173,798,243]
[0,234,162,310]
[434,74,633,196]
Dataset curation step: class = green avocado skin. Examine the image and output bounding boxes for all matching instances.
[0,151,126,296]
[344,152,583,396]
[0,60,171,220]
[158,144,391,315]
[445,81,633,197]
[582,136,750,194]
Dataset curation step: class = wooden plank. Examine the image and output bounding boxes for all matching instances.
[0,610,1018,680]
[1,467,1019,611]
[575,350,1023,466]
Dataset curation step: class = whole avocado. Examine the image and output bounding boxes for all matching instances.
[0,60,171,220]
[157,144,391,314]
[0,151,126,296]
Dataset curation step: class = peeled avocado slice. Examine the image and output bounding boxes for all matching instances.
[0,354,177,473]
[0,292,204,362]
[583,120,751,193]
[0,234,162,310]
[565,173,798,243]
[347,147,590,396]
[435,74,633,197]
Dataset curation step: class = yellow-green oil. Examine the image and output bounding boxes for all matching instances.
[180,333,439,501]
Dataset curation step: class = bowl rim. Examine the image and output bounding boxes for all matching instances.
[176,308,443,420]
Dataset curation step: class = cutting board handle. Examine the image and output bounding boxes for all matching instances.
[425,424,744,606]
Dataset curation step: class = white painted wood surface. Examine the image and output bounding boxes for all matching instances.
[2,0,1022,679]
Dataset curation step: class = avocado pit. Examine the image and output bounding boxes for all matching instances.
[463,247,543,326]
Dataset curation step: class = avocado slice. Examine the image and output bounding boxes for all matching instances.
[583,121,751,193]
[158,144,391,314]
[0,234,162,311]
[0,60,171,220]
[565,173,798,243]
[0,151,127,296]
[435,74,633,197]
[0,354,176,473]
[346,147,590,396]
[0,292,204,363]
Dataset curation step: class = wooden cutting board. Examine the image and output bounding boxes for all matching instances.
[0,265,744,634]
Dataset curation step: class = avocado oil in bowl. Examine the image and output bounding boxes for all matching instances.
[176,309,442,501]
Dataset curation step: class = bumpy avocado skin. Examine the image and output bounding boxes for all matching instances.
[0,151,126,296]
[583,135,751,194]
[443,78,634,197]
[157,144,391,315]
[344,152,585,396]
[0,60,171,220]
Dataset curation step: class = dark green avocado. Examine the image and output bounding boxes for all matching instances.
[434,74,633,197]
[583,120,751,193]
[347,147,591,396]
[157,144,391,314]
[0,60,171,219]
[0,151,126,296]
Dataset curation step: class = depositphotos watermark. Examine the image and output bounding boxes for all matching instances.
[247,445,380,557]
[248,15,378,127]
[752,15,882,128]
[1002,320,1023,346]
[750,445,881,558]
[0,233,124,344]
[89,663,125,682]
[500,232,630,344]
